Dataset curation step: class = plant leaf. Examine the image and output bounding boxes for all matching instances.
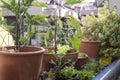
[69,16,80,29]
[70,36,81,52]
[65,0,83,4]
[32,1,48,8]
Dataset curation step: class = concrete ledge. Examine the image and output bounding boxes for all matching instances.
[93,59,120,80]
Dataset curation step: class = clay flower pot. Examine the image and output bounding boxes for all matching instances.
[0,46,45,80]
[74,56,89,70]
[81,40,100,59]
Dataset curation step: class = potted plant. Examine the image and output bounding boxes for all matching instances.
[98,13,120,62]
[80,13,101,59]
[0,0,47,80]
[96,2,120,65]
[41,60,99,80]
[74,52,89,70]
[41,59,78,80]
[37,0,83,73]
[39,16,79,72]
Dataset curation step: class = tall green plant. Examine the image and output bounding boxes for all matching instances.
[0,0,48,50]
[1,0,35,50]
[96,1,120,58]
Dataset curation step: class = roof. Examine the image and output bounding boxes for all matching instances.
[83,0,95,2]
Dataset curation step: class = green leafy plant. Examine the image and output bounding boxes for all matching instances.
[38,15,81,47]
[20,13,49,45]
[42,58,103,80]
[59,61,97,80]
[58,16,80,45]
[0,0,48,50]
[47,66,78,80]
[99,47,120,57]
[47,55,74,80]
[41,44,77,80]
[82,61,100,74]
[69,35,88,58]
[97,7,120,57]
[60,66,77,78]
[1,0,34,47]
[49,44,72,66]
[81,13,100,41]
[39,1,85,79]
[70,36,80,52]
[98,14,120,47]
[77,69,95,80]
[47,44,70,55]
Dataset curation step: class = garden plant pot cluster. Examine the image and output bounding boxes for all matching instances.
[1,0,120,80]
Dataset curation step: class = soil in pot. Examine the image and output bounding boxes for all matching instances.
[0,46,45,80]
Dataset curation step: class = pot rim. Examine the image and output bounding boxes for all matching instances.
[81,40,100,43]
[44,47,78,56]
[0,46,45,55]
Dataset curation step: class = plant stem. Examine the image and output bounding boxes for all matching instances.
[16,0,21,51]
[54,23,57,54]
[54,0,61,54]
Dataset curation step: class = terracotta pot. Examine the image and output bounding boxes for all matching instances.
[0,46,45,80]
[81,40,100,59]
[41,47,78,72]
[74,57,88,70]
